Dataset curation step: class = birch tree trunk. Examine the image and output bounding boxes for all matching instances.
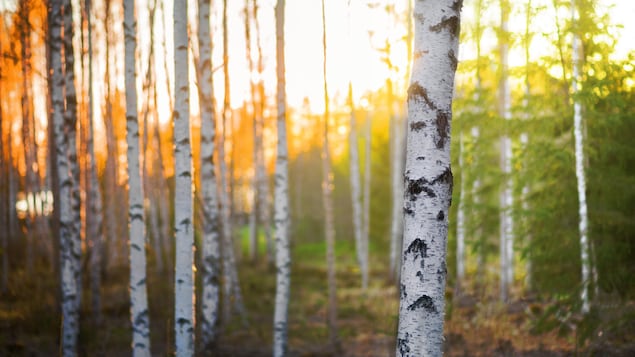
[50,0,79,354]
[499,0,513,303]
[272,2,291,355]
[456,132,466,295]
[85,0,103,325]
[321,0,338,350]
[124,0,152,354]
[174,0,195,354]
[348,83,368,290]
[570,0,590,314]
[252,0,272,264]
[220,0,246,324]
[197,0,222,349]
[396,1,461,355]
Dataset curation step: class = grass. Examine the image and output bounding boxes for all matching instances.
[1,230,633,356]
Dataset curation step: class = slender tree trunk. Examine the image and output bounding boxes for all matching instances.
[361,110,371,285]
[499,0,513,303]
[197,0,222,350]
[320,0,338,350]
[220,0,246,324]
[244,2,259,262]
[173,0,195,353]
[84,0,103,325]
[50,0,79,354]
[272,1,291,355]
[62,0,83,328]
[456,132,466,295]
[570,0,590,314]
[348,83,367,290]
[124,0,152,354]
[396,1,460,355]
[0,64,8,293]
[252,0,272,265]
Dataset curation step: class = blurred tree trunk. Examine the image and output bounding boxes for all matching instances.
[570,0,590,314]
[244,1,258,262]
[273,1,291,355]
[456,132,466,295]
[50,0,80,354]
[124,0,152,354]
[197,0,222,350]
[348,83,368,290]
[499,0,513,304]
[173,0,195,354]
[252,0,272,265]
[102,0,119,272]
[83,0,103,325]
[361,110,371,285]
[220,0,246,325]
[320,0,338,351]
[389,77,404,281]
[396,0,460,355]
[0,59,8,293]
[62,0,82,332]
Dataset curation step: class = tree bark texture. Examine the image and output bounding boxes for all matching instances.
[124,0,152,354]
[197,0,222,349]
[273,2,291,356]
[173,0,195,354]
[396,1,461,356]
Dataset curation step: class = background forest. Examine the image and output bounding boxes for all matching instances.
[0,0,634,356]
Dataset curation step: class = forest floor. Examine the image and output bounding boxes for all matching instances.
[1,239,634,356]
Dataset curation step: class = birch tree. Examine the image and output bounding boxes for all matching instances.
[220,0,246,323]
[124,0,152,354]
[348,83,368,290]
[174,0,195,354]
[84,0,103,325]
[570,0,590,313]
[50,0,80,354]
[321,0,338,349]
[272,2,291,355]
[396,0,461,355]
[197,0,222,349]
[498,0,514,303]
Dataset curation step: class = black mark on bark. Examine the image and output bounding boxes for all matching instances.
[451,0,464,13]
[448,49,458,71]
[436,110,450,148]
[397,334,411,356]
[406,238,429,259]
[408,83,435,110]
[410,121,426,132]
[430,16,460,38]
[437,210,445,221]
[407,295,436,313]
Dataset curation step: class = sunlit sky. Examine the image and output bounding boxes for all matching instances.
[1,0,633,125]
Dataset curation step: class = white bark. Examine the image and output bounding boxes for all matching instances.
[396,0,460,355]
[321,0,338,349]
[174,0,195,354]
[571,0,590,314]
[197,0,221,349]
[272,2,291,355]
[499,0,513,303]
[456,132,466,292]
[124,0,152,354]
[50,0,79,354]
[348,84,368,290]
